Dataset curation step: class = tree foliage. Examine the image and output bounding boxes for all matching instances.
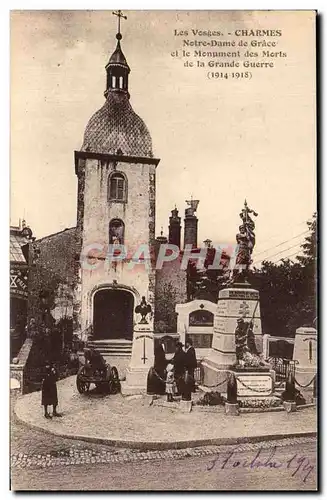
[250,213,317,336]
[186,247,230,302]
[154,282,178,333]
[187,214,317,337]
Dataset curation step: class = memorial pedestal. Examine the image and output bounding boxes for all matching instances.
[203,285,263,388]
[293,327,317,387]
[124,324,154,394]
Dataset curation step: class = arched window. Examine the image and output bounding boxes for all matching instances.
[109,219,125,245]
[189,310,214,327]
[108,172,127,202]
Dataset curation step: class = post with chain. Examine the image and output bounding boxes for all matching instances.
[282,372,297,413]
[225,372,239,416]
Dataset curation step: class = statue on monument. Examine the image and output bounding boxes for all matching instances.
[234,317,267,368]
[135,296,152,324]
[233,199,258,283]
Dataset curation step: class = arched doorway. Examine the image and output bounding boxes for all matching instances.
[93,289,134,340]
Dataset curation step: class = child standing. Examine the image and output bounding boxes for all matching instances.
[165,364,175,402]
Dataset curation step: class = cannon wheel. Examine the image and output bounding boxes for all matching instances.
[108,366,121,394]
[76,366,91,394]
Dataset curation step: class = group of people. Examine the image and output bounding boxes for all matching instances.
[41,339,198,417]
[147,338,198,402]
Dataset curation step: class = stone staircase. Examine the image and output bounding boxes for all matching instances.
[86,339,133,356]
[85,339,133,381]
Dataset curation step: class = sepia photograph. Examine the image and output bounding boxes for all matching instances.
[10,9,317,491]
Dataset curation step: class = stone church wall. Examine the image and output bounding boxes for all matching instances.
[76,156,157,335]
[28,227,77,327]
[154,254,187,334]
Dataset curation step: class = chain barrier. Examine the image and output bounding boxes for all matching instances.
[201,378,228,389]
[151,368,166,384]
[153,367,316,393]
[152,368,228,389]
[294,375,316,389]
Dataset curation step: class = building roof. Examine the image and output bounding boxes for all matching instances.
[34,226,76,243]
[107,39,130,70]
[10,228,30,263]
[81,91,153,157]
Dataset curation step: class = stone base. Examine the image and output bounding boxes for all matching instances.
[225,402,239,416]
[201,359,230,392]
[123,366,150,394]
[204,348,236,368]
[121,382,148,396]
[283,401,297,413]
[201,362,275,398]
[229,395,282,411]
[180,400,192,413]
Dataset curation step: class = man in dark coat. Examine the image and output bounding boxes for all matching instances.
[185,338,197,391]
[172,342,186,395]
[41,363,62,419]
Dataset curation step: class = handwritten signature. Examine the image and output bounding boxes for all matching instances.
[206,446,315,483]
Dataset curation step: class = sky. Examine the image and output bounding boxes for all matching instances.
[10,10,316,265]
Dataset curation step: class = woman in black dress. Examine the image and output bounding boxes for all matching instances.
[147,343,167,395]
[41,363,62,419]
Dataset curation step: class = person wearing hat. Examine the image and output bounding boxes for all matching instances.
[165,364,175,402]
[185,338,197,392]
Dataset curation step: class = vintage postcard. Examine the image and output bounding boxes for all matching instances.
[10,10,317,491]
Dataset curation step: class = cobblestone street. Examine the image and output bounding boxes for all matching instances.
[11,379,318,490]
[12,432,316,470]
[11,419,317,491]
[11,396,317,490]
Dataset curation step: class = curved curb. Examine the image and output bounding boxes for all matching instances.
[14,405,317,451]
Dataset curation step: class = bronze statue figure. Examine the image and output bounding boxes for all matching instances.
[232,199,258,282]
[135,296,152,324]
[234,316,267,368]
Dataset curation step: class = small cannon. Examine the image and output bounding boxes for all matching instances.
[76,348,121,395]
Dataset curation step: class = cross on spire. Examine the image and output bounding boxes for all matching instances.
[112,10,127,37]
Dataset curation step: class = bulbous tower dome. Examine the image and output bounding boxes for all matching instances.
[81,32,153,158]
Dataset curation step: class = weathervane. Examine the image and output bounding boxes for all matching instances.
[112,10,127,37]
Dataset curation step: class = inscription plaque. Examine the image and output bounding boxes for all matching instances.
[236,374,272,397]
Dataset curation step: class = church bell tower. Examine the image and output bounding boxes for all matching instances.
[74,12,160,389]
